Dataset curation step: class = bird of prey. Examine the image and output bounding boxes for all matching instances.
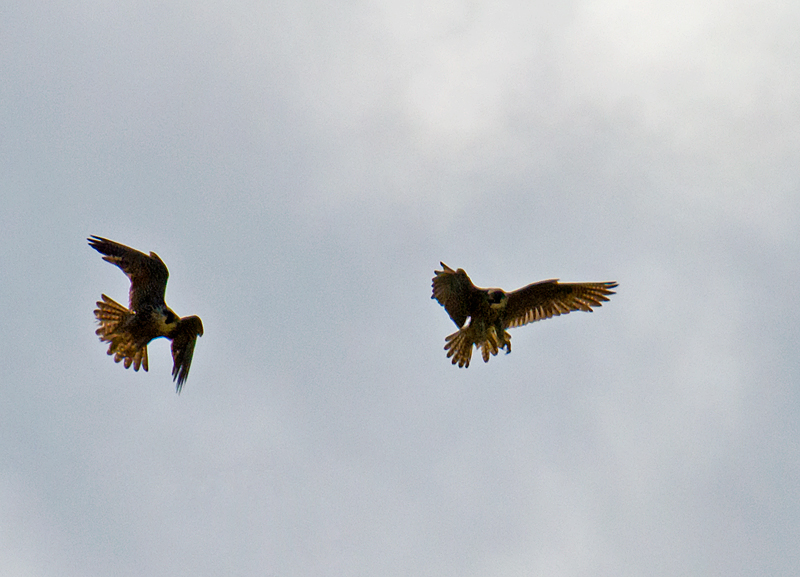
[432,263,617,368]
[88,235,203,393]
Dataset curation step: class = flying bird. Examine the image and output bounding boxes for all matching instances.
[88,235,203,392]
[432,263,617,368]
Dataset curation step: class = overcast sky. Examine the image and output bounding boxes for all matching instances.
[2,1,799,576]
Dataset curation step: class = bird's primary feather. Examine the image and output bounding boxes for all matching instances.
[89,236,203,392]
[432,262,616,367]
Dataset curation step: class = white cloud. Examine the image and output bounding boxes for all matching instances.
[2,1,799,575]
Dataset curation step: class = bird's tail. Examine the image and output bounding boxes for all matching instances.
[476,326,511,362]
[445,328,474,368]
[445,325,510,368]
[94,295,148,372]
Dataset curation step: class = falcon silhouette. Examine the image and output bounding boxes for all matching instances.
[432,263,617,368]
[89,236,203,392]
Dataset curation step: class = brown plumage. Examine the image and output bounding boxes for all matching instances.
[88,236,203,393]
[432,262,617,368]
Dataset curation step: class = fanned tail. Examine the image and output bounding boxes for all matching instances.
[477,326,511,362]
[94,295,149,372]
[445,328,474,368]
[444,325,511,368]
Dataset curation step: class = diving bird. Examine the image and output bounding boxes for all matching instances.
[88,235,203,392]
[432,263,617,368]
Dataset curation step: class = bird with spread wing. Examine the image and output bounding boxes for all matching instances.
[432,263,617,368]
[88,236,203,392]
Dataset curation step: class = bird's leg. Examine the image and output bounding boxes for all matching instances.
[502,330,511,354]
[490,319,512,355]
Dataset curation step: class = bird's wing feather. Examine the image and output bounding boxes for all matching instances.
[170,316,204,393]
[88,236,169,312]
[431,262,479,328]
[503,280,618,328]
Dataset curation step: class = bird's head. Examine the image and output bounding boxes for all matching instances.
[486,289,508,310]
[183,315,204,337]
[164,308,180,326]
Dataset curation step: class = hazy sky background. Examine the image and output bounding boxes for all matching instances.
[2,1,799,575]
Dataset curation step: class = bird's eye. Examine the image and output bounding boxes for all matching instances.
[488,291,505,304]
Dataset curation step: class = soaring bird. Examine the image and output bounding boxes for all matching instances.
[88,236,203,392]
[432,263,617,368]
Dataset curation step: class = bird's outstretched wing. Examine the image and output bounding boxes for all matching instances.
[88,236,169,312]
[503,280,617,329]
[431,262,479,328]
[170,316,204,393]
